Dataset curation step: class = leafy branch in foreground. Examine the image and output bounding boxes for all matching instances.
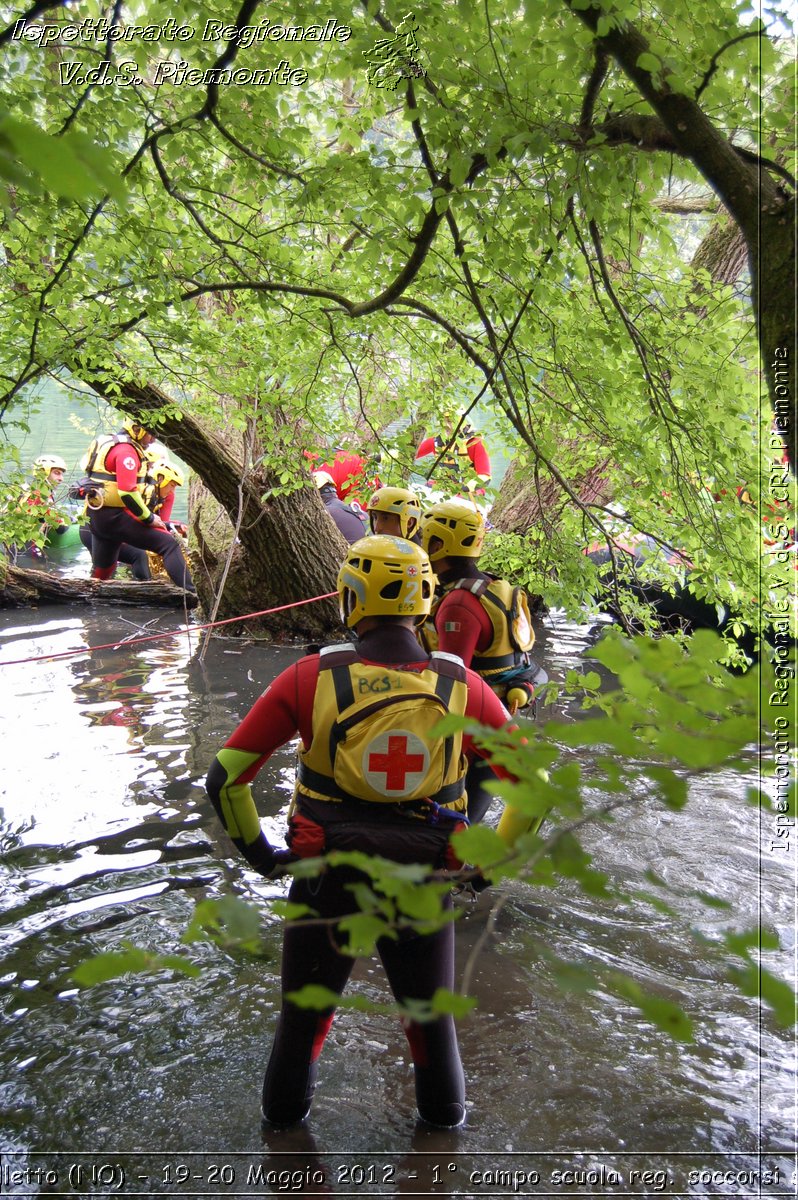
[70,630,793,1039]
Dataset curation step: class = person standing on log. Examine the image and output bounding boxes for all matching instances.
[81,421,195,592]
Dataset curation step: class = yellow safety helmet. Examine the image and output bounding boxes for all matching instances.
[151,460,185,488]
[367,486,422,539]
[313,470,336,489]
[337,535,434,628]
[122,418,150,444]
[420,499,485,561]
[33,454,66,475]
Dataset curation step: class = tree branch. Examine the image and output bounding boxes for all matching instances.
[0,0,67,45]
[563,1,771,241]
[695,30,764,101]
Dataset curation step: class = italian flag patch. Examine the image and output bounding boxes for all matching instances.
[444,621,461,632]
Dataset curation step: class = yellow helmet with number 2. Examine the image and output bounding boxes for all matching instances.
[420,499,485,561]
[367,487,422,539]
[337,535,434,628]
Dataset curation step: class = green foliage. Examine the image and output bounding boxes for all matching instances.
[70,941,200,986]
[181,894,269,955]
[0,113,125,204]
[286,983,477,1022]
[445,629,790,1032]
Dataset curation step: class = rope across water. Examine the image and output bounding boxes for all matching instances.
[0,591,339,668]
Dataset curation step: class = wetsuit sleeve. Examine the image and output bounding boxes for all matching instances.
[435,590,491,668]
[463,674,515,775]
[108,444,155,524]
[205,659,318,871]
[206,750,277,872]
[467,438,491,482]
[157,492,176,523]
[463,673,542,846]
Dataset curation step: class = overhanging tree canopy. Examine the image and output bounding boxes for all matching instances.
[0,0,793,636]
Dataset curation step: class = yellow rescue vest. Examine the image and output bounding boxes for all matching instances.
[83,435,149,508]
[427,577,535,682]
[295,644,469,814]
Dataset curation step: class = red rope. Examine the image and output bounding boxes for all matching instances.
[0,591,339,668]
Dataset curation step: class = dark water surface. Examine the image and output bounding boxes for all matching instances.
[0,606,793,1197]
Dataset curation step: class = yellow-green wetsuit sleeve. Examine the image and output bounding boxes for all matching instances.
[205,747,276,872]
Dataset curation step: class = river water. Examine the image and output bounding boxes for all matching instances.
[0,601,793,1198]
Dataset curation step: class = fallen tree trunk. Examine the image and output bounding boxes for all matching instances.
[0,562,199,609]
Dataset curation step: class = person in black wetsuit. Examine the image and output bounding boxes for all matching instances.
[205,535,525,1130]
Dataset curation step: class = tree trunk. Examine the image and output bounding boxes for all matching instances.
[189,476,348,640]
[0,561,198,609]
[85,373,345,641]
[490,457,611,534]
[691,214,748,287]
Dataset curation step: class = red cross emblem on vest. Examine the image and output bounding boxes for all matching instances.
[363,730,429,797]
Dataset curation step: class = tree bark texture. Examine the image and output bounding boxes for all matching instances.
[0,561,198,609]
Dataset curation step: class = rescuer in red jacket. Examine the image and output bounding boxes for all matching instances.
[205,535,529,1131]
[81,421,194,591]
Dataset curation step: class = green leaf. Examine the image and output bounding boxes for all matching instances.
[338,912,394,955]
[448,150,472,188]
[181,896,264,954]
[635,993,694,1041]
[286,984,341,1011]
[729,964,797,1027]
[0,115,125,203]
[451,823,508,867]
[646,766,689,810]
[609,972,694,1041]
[271,901,316,920]
[394,881,448,921]
[70,943,200,986]
[724,927,780,956]
[430,987,478,1018]
[636,53,661,74]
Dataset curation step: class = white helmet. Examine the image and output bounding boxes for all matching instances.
[33,454,66,475]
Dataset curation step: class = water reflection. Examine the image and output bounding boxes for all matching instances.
[0,606,792,1192]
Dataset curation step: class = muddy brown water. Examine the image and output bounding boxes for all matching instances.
[0,604,792,1197]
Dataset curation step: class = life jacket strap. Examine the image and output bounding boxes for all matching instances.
[296,761,466,810]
